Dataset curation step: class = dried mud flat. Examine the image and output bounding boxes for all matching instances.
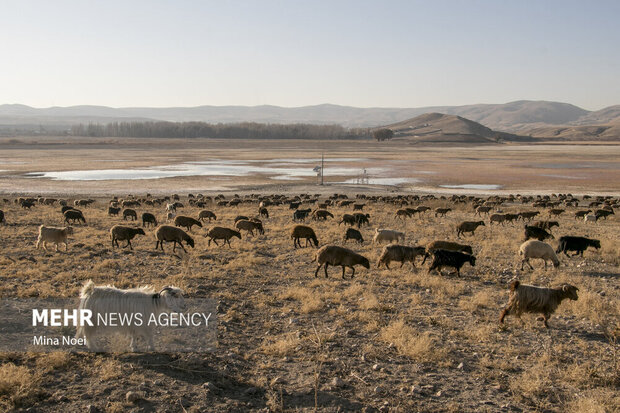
[0,192,618,412]
[1,137,619,196]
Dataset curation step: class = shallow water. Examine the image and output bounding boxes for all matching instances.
[25,158,385,181]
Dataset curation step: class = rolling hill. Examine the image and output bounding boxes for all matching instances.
[381,113,534,144]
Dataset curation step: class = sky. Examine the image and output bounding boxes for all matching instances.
[0,0,618,110]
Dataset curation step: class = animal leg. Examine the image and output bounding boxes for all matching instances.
[350,266,355,278]
[126,240,133,250]
[324,263,329,278]
[314,264,322,278]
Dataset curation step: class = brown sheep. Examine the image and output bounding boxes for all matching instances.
[235,219,264,236]
[123,209,138,221]
[499,280,579,328]
[313,245,370,279]
[425,240,473,255]
[205,227,241,247]
[456,221,485,238]
[434,208,451,217]
[377,245,426,269]
[198,210,217,222]
[155,225,195,253]
[290,225,319,248]
[174,215,203,231]
[110,225,146,250]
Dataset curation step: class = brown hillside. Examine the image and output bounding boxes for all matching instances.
[381,112,534,144]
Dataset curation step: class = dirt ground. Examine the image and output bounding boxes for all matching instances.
[0,191,618,412]
[0,138,618,412]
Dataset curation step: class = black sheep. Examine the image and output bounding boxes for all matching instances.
[427,249,476,276]
[344,228,364,244]
[524,225,554,241]
[556,236,601,257]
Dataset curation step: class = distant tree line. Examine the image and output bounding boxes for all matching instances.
[69,121,372,140]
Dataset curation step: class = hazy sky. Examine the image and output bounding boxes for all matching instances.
[1,0,618,110]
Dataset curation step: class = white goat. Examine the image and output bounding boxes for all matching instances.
[166,203,177,213]
[372,228,405,244]
[75,280,186,352]
[584,214,597,223]
[36,225,73,252]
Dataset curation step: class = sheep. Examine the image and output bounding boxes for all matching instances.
[395,209,411,220]
[235,219,264,236]
[353,213,370,228]
[556,236,601,257]
[20,200,35,209]
[61,205,78,214]
[524,225,554,241]
[475,206,492,216]
[425,240,473,255]
[519,211,540,221]
[108,206,121,216]
[574,210,592,220]
[141,212,158,227]
[64,209,86,225]
[456,221,485,238]
[234,215,250,223]
[584,214,597,223]
[595,209,614,220]
[518,240,560,270]
[75,280,186,351]
[166,212,176,222]
[372,228,405,244]
[426,249,476,276]
[290,225,319,248]
[155,225,195,253]
[198,210,217,222]
[532,220,559,231]
[353,203,365,211]
[377,245,426,269]
[166,203,177,213]
[259,207,269,218]
[548,208,565,217]
[313,245,370,279]
[123,209,138,221]
[293,208,312,221]
[489,213,506,225]
[434,208,451,217]
[110,225,146,250]
[499,280,579,328]
[343,228,364,244]
[174,215,203,232]
[312,209,334,221]
[205,226,241,248]
[36,225,73,252]
[339,214,357,226]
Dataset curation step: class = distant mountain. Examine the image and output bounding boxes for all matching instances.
[381,112,534,144]
[1,101,619,140]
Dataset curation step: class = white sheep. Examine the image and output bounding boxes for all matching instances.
[518,239,560,270]
[166,203,177,213]
[584,214,597,223]
[36,225,73,252]
[372,228,405,244]
[75,280,186,352]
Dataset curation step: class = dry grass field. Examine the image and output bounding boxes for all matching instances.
[0,190,618,412]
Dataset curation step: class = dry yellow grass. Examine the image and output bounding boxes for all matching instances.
[0,188,617,411]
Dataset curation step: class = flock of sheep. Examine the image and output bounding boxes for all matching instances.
[1,191,616,349]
